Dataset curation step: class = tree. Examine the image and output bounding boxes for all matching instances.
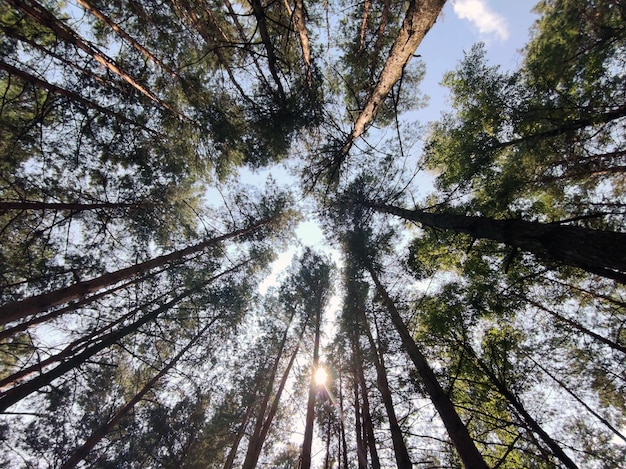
[362,199,626,283]
[2,0,626,467]
[342,221,489,469]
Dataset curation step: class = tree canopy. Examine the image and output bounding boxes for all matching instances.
[1,0,625,467]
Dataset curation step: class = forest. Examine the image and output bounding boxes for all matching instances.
[0,0,625,467]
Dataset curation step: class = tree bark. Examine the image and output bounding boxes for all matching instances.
[222,404,254,469]
[248,0,286,100]
[341,0,446,156]
[0,220,270,325]
[0,59,158,135]
[366,201,626,284]
[75,0,179,78]
[363,259,489,469]
[350,328,381,469]
[527,355,626,443]
[0,201,149,211]
[353,378,367,469]
[0,260,249,389]
[242,310,305,469]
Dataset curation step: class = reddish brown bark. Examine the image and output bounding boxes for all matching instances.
[342,0,446,154]
[75,0,178,78]
[7,0,190,121]
[0,220,269,326]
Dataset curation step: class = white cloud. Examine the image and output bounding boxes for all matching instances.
[452,0,510,41]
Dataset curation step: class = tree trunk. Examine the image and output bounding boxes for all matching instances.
[341,0,446,155]
[75,0,178,78]
[527,355,626,443]
[0,220,269,325]
[350,329,381,469]
[338,366,350,469]
[366,201,626,284]
[0,273,228,411]
[300,306,321,469]
[0,261,248,389]
[288,0,314,89]
[242,311,305,469]
[363,259,489,469]
[7,0,191,122]
[519,294,626,355]
[248,0,286,101]
[358,308,412,467]
[466,345,579,469]
[0,201,149,211]
[353,378,367,469]
[59,318,216,469]
[0,59,158,135]
[223,405,255,469]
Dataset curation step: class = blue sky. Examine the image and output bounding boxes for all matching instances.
[415,0,539,122]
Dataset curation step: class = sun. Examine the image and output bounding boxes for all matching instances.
[314,367,328,385]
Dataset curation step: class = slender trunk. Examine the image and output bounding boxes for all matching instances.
[363,259,489,469]
[0,59,157,134]
[0,301,145,390]
[0,261,248,388]
[549,277,626,309]
[223,405,255,469]
[519,294,626,354]
[242,312,304,469]
[324,414,332,469]
[353,378,367,469]
[366,201,626,284]
[496,104,626,150]
[358,0,371,52]
[7,0,191,122]
[255,340,302,451]
[248,0,286,100]
[527,355,626,443]
[0,220,269,325]
[0,281,210,412]
[59,319,216,469]
[171,0,259,109]
[0,275,144,341]
[341,0,445,155]
[358,308,412,467]
[0,201,149,211]
[224,0,274,97]
[242,319,295,469]
[300,306,321,469]
[338,366,349,469]
[370,0,391,72]
[290,0,314,89]
[466,346,579,469]
[75,0,178,78]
